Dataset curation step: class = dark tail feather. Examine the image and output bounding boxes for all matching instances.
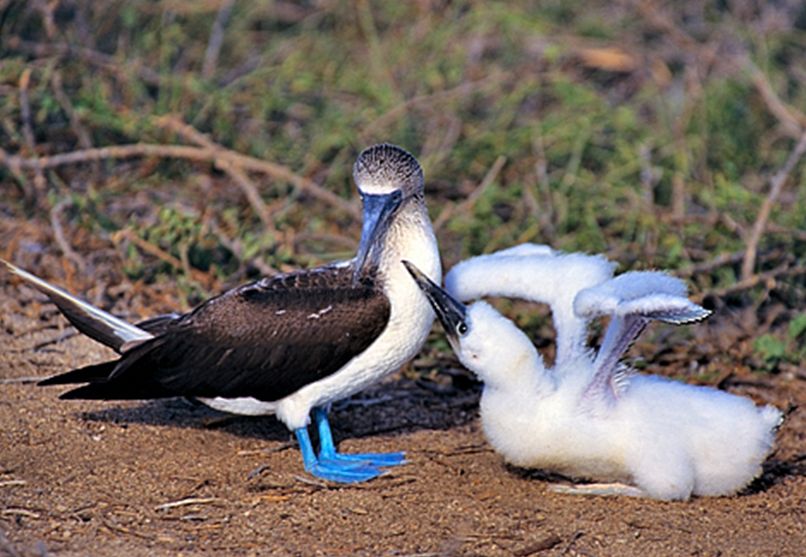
[58,383,161,400]
[2,259,153,352]
[38,360,119,387]
[57,375,173,400]
[40,341,173,400]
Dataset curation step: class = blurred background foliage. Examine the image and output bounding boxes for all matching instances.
[0,0,804,375]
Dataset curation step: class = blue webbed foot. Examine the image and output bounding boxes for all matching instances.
[318,450,407,468]
[305,459,386,484]
[295,426,387,484]
[291,408,407,483]
[314,407,407,469]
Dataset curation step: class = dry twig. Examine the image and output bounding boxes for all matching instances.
[17,68,47,197]
[2,508,41,519]
[741,132,806,280]
[51,70,93,149]
[6,37,163,86]
[111,228,211,286]
[18,68,36,151]
[0,141,359,218]
[49,198,86,271]
[696,262,806,302]
[156,115,278,231]
[361,73,503,140]
[154,497,223,511]
[741,59,806,139]
[202,0,236,79]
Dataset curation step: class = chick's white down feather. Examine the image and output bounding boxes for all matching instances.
[445,244,782,501]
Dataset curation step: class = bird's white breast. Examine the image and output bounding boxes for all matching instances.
[274,205,441,429]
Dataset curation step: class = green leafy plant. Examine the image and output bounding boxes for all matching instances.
[753,313,806,371]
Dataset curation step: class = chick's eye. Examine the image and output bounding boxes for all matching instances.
[456,322,468,336]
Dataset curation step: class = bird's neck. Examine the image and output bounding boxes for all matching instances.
[477,344,554,397]
[378,201,441,283]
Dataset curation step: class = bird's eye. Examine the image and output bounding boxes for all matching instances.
[456,322,468,336]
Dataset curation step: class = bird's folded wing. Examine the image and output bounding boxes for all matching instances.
[41,267,392,403]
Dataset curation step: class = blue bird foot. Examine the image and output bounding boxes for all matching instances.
[314,407,407,469]
[295,427,386,483]
[319,450,407,468]
[292,408,407,484]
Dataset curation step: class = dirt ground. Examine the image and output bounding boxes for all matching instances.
[1,273,804,557]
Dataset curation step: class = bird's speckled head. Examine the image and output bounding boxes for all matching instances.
[351,145,426,283]
[353,144,424,197]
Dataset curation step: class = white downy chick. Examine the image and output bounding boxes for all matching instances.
[404,247,782,501]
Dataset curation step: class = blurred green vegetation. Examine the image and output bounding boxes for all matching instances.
[0,0,804,371]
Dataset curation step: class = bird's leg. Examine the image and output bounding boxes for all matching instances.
[294,426,383,483]
[314,407,406,468]
[550,482,646,498]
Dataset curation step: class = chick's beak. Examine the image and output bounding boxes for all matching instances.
[353,190,403,285]
[402,260,467,352]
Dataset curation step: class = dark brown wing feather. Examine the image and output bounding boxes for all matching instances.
[46,265,391,402]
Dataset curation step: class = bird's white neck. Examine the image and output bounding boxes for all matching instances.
[464,308,554,398]
[378,201,441,285]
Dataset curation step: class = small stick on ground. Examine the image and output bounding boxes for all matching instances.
[100,516,156,540]
[237,443,295,457]
[513,534,563,557]
[677,250,744,277]
[154,497,222,511]
[2,508,41,519]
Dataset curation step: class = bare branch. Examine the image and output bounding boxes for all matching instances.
[112,228,211,287]
[202,0,236,79]
[6,37,163,86]
[51,70,93,149]
[49,198,86,271]
[0,141,359,219]
[696,262,805,302]
[741,58,806,139]
[741,132,806,280]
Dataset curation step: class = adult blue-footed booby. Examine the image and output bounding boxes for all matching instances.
[4,143,441,484]
[404,246,782,500]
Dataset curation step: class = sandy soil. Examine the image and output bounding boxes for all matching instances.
[1,275,804,557]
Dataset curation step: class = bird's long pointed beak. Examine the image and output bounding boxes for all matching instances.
[353,191,403,285]
[402,260,466,352]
